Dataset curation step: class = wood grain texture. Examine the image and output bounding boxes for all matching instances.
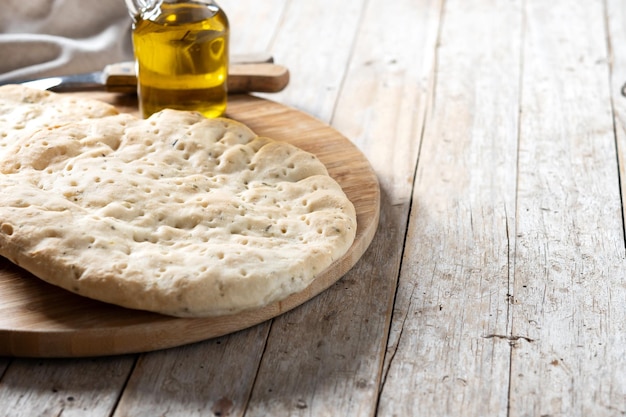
[605,4,626,412]
[378,0,522,415]
[0,94,379,358]
[252,0,367,121]
[221,0,288,55]
[0,356,135,417]
[608,0,626,228]
[510,1,626,415]
[114,324,270,417]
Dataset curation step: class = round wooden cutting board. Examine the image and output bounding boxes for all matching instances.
[0,93,380,357]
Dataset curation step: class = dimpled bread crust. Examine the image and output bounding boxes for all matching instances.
[0,86,357,317]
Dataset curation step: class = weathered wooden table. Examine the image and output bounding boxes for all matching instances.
[1,0,625,415]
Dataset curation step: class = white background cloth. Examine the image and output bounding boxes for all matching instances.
[0,0,134,82]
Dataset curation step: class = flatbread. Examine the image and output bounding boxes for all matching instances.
[0,85,357,317]
[0,85,119,157]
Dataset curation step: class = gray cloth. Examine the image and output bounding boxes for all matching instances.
[0,0,134,82]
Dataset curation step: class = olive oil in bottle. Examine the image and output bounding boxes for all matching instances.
[132,1,229,118]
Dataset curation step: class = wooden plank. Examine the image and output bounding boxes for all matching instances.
[0,356,135,417]
[243,0,440,415]
[113,325,269,417]
[607,0,626,226]
[220,0,288,55]
[510,1,626,415]
[377,0,522,415]
[605,6,626,412]
[254,0,367,121]
[332,0,442,205]
[331,0,444,385]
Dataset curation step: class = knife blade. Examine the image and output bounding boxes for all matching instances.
[5,54,289,94]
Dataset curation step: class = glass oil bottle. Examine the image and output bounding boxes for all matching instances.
[127,0,229,118]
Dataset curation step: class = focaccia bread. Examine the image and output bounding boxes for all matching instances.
[0,86,357,317]
[0,85,119,158]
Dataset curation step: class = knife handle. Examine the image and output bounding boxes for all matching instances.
[102,62,290,94]
[103,62,136,93]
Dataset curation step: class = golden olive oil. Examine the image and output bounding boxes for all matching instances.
[132,2,229,118]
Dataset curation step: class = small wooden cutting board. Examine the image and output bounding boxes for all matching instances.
[0,93,380,357]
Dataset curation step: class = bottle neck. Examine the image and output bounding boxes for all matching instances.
[125,0,164,22]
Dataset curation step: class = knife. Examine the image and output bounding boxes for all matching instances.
[5,54,289,94]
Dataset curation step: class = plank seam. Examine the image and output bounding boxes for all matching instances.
[242,319,273,415]
[508,0,528,415]
[108,354,139,417]
[602,0,626,251]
